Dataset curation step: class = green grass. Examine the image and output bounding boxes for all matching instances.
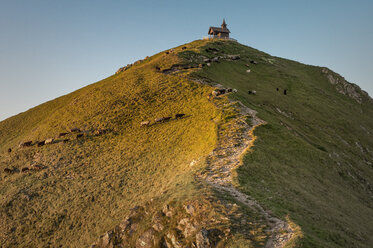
[1,39,372,247]
[190,40,373,247]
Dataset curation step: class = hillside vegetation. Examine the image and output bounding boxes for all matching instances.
[187,40,373,247]
[0,39,372,248]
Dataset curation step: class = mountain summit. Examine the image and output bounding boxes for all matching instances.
[0,40,372,247]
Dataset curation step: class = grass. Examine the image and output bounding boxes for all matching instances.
[190,39,373,247]
[0,45,221,247]
[0,39,372,247]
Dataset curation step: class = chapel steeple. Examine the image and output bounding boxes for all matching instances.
[221,18,227,29]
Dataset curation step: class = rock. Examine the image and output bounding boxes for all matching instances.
[184,204,195,215]
[203,58,211,63]
[101,231,112,247]
[136,229,155,248]
[134,60,143,65]
[162,204,173,217]
[178,218,197,238]
[322,68,364,103]
[45,138,54,145]
[246,69,251,73]
[196,229,210,248]
[152,222,164,232]
[152,211,164,223]
[166,232,182,248]
[206,63,211,67]
[119,218,132,233]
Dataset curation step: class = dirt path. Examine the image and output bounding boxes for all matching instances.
[191,79,294,247]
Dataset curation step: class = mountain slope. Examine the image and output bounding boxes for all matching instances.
[0,39,372,248]
[187,40,373,247]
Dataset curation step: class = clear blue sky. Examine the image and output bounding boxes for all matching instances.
[1,0,372,121]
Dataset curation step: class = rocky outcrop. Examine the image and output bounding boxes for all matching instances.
[91,199,232,248]
[116,64,132,74]
[322,68,371,104]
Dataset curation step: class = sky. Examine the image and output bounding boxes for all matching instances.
[0,0,372,121]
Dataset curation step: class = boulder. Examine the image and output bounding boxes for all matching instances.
[45,138,54,145]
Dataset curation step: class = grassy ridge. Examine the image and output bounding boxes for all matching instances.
[190,40,373,247]
[0,46,221,247]
[1,39,372,247]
